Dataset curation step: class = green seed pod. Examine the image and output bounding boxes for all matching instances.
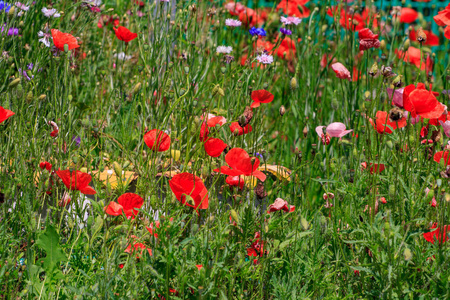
[26,91,33,102]
[403,39,410,50]
[184,66,189,74]
[386,140,393,149]
[9,78,21,89]
[113,161,122,178]
[132,82,142,94]
[64,44,69,53]
[369,61,378,76]
[230,209,239,224]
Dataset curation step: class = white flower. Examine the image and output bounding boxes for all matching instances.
[42,7,61,18]
[225,19,242,27]
[256,54,273,64]
[216,46,232,54]
[38,31,52,47]
[113,52,132,61]
[280,16,302,25]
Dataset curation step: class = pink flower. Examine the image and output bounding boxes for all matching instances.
[331,62,351,80]
[440,120,450,137]
[225,18,242,27]
[316,122,353,145]
[387,87,404,108]
[280,16,302,25]
[267,198,295,213]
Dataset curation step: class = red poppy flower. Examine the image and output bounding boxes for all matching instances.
[199,114,227,141]
[251,89,274,108]
[358,28,380,51]
[169,172,209,210]
[0,106,14,124]
[113,26,138,43]
[196,264,203,271]
[51,29,80,51]
[423,223,450,244]
[445,26,450,39]
[340,11,365,31]
[55,170,96,195]
[229,122,252,135]
[214,148,266,181]
[361,162,385,174]
[144,129,171,152]
[331,62,351,80]
[276,0,310,18]
[395,46,425,70]
[369,111,407,134]
[433,4,450,26]
[104,193,144,219]
[226,175,245,189]
[409,29,439,46]
[403,83,445,119]
[204,138,227,157]
[276,37,297,60]
[400,8,418,23]
[238,7,267,27]
[433,151,450,165]
[267,198,295,213]
[39,161,52,171]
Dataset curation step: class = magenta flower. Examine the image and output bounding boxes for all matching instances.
[387,87,404,108]
[315,122,353,145]
[440,120,450,138]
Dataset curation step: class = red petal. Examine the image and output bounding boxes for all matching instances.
[105,201,124,216]
[251,89,274,104]
[0,106,15,124]
[117,193,144,217]
[204,138,227,157]
[51,29,80,51]
[144,129,171,152]
[169,172,209,210]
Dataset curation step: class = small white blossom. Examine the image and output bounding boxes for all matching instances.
[216,46,232,54]
[256,54,273,64]
[42,7,61,18]
[225,19,242,27]
[38,31,52,47]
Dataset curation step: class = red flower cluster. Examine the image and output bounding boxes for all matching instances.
[361,162,385,174]
[423,223,450,244]
[39,161,52,171]
[276,0,310,18]
[327,7,378,32]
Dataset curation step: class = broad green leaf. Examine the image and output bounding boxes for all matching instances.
[35,225,67,272]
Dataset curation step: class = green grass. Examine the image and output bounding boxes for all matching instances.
[1,0,450,299]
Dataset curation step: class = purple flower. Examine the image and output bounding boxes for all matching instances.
[27,63,33,70]
[72,136,81,146]
[225,18,242,27]
[249,27,266,37]
[18,68,33,81]
[280,27,292,35]
[8,27,18,36]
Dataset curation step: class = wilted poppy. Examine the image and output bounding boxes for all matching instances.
[433,151,450,165]
[204,138,227,157]
[315,122,353,145]
[331,62,351,80]
[55,170,96,195]
[358,28,380,51]
[0,106,14,124]
[361,162,385,174]
[104,193,144,219]
[251,89,274,108]
[399,8,418,23]
[214,148,266,181]
[369,111,407,134]
[113,26,138,42]
[267,198,295,213]
[226,175,245,189]
[403,83,445,119]
[229,122,252,135]
[51,29,80,51]
[144,129,171,152]
[387,87,405,107]
[423,223,450,244]
[409,29,439,46]
[169,172,209,211]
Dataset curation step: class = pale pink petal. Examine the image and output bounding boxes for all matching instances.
[326,122,347,137]
[440,120,450,138]
[331,62,351,80]
[315,126,325,137]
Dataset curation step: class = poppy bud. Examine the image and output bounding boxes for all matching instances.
[426,189,434,202]
[404,248,412,261]
[113,161,122,178]
[379,40,386,50]
[9,78,20,89]
[230,209,239,224]
[212,84,224,97]
[386,140,393,149]
[8,6,15,16]
[403,39,410,50]
[238,106,253,127]
[39,94,46,101]
[132,82,142,95]
[290,77,298,89]
[392,75,403,88]
[369,62,378,77]
[26,91,33,102]
[68,95,73,102]
[262,82,269,89]
[220,67,226,74]
[303,126,308,137]
[64,44,69,53]
[416,27,427,43]
[331,98,339,110]
[184,66,189,74]
[279,105,286,116]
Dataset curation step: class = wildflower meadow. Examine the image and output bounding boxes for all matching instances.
[2,0,450,298]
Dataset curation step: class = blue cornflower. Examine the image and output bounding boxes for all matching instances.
[280,27,292,35]
[0,1,11,13]
[249,27,266,37]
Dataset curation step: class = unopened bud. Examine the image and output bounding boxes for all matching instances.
[279,105,286,116]
[416,27,427,43]
[403,39,410,50]
[64,44,69,53]
[9,78,20,89]
[132,82,142,94]
[39,94,47,101]
[290,77,298,89]
[369,62,378,77]
[113,161,122,178]
[380,40,386,50]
